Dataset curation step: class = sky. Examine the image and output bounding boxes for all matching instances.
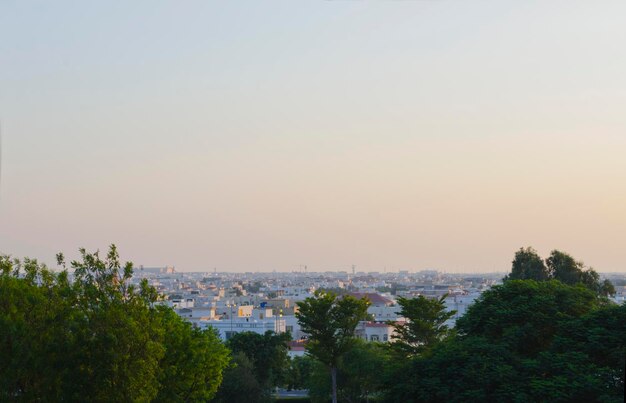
[1,0,625,272]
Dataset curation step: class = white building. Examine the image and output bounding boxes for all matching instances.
[199,307,287,340]
[355,321,396,343]
[444,292,481,326]
[368,305,403,321]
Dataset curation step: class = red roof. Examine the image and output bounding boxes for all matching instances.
[348,292,392,305]
[289,340,307,348]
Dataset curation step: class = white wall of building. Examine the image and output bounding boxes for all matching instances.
[199,317,287,340]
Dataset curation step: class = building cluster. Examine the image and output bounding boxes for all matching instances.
[130,267,503,354]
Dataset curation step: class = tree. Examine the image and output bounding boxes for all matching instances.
[0,256,74,400]
[505,248,610,297]
[60,246,166,402]
[504,247,550,281]
[536,302,626,400]
[390,295,456,356]
[154,308,230,402]
[382,280,623,402]
[600,279,616,297]
[0,246,230,402]
[337,340,391,402]
[226,330,291,394]
[304,359,335,403]
[296,291,370,403]
[284,355,315,391]
[382,336,522,403]
[456,280,598,356]
[213,352,265,403]
[307,340,391,403]
[546,249,586,285]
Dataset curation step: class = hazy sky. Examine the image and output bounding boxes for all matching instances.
[1,1,625,272]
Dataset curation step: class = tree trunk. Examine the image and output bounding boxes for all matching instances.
[331,366,338,403]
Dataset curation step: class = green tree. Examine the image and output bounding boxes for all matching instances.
[60,247,166,402]
[155,308,229,402]
[504,247,550,281]
[530,302,626,401]
[307,340,391,403]
[456,280,598,356]
[213,352,265,403]
[546,249,587,285]
[296,291,370,403]
[284,355,315,391]
[337,340,391,402]
[382,336,522,403]
[305,359,334,403]
[0,246,230,402]
[0,256,73,400]
[600,279,616,297]
[390,295,456,356]
[382,280,622,403]
[505,248,610,297]
[226,330,291,393]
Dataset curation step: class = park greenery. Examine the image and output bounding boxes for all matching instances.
[389,295,455,356]
[0,245,229,402]
[295,291,371,403]
[505,247,615,296]
[293,247,624,403]
[1,245,624,402]
[214,330,292,402]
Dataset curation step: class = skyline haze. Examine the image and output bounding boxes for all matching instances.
[1,1,625,272]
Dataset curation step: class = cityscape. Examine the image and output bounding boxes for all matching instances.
[2,1,626,402]
[138,265,626,344]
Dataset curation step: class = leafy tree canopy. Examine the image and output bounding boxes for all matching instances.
[382,280,625,403]
[0,246,229,402]
[505,247,614,296]
[505,247,550,282]
[456,280,598,356]
[226,330,291,391]
[390,295,456,356]
[296,291,370,403]
[212,352,265,403]
[307,340,391,403]
[283,355,316,391]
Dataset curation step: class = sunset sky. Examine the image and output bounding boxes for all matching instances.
[1,0,625,272]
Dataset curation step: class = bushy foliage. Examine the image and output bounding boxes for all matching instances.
[3,245,622,402]
[0,246,229,402]
[284,355,316,391]
[212,352,266,403]
[505,247,615,296]
[390,295,456,356]
[382,280,625,403]
[304,340,392,403]
[296,291,370,403]
[456,280,598,356]
[225,330,291,394]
